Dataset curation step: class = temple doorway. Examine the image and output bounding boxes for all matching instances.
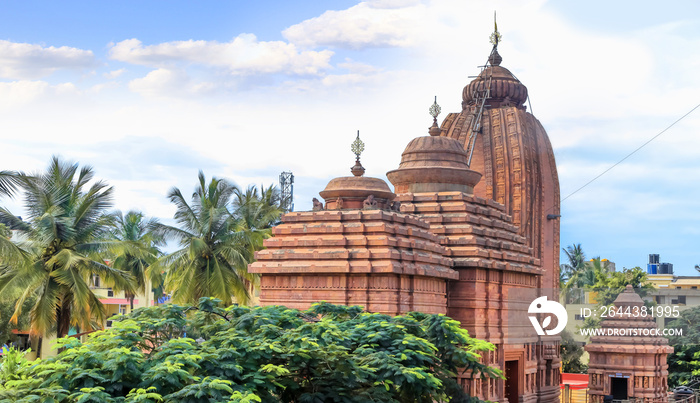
[505,360,520,403]
[610,377,628,400]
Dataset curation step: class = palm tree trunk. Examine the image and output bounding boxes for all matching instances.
[56,300,71,338]
[127,292,135,310]
[36,336,43,359]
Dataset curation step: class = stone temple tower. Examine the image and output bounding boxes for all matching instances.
[250,24,562,403]
[439,40,560,293]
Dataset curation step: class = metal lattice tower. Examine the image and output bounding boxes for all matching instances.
[279,171,294,212]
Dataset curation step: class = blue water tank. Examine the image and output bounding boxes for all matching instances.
[647,263,658,274]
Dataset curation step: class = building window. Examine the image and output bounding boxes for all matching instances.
[678,296,687,305]
[107,289,114,297]
[92,275,100,288]
[119,304,127,315]
[575,314,584,321]
[692,286,697,290]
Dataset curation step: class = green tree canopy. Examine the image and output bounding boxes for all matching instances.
[0,157,134,339]
[0,297,34,345]
[231,184,283,233]
[580,266,653,332]
[560,244,586,287]
[0,171,19,198]
[667,306,700,387]
[588,266,653,307]
[153,173,282,306]
[560,329,587,374]
[106,210,164,309]
[0,301,501,403]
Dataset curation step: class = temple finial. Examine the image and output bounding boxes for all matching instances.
[490,11,501,47]
[428,96,441,136]
[488,11,503,66]
[350,130,366,176]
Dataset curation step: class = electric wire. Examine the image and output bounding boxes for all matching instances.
[559,102,700,205]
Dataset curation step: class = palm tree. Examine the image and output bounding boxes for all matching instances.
[153,172,257,306]
[230,184,284,294]
[560,244,588,304]
[0,170,20,197]
[560,244,586,286]
[232,184,283,230]
[106,211,164,309]
[0,157,134,338]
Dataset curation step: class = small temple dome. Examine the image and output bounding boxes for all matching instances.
[387,105,482,194]
[319,132,395,210]
[461,49,528,110]
[319,175,395,210]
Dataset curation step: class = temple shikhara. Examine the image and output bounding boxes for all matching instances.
[250,25,562,403]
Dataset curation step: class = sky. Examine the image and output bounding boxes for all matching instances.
[1,0,699,274]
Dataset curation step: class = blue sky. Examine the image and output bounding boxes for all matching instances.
[1,0,699,274]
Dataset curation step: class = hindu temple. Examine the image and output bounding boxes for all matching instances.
[585,285,673,403]
[249,26,562,403]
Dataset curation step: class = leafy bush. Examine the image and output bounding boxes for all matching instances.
[0,300,501,402]
[667,306,700,387]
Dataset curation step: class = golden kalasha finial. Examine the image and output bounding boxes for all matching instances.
[489,11,502,46]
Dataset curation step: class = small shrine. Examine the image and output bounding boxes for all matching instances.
[585,285,673,403]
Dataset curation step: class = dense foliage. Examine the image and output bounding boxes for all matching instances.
[559,329,587,374]
[0,158,134,337]
[0,158,282,345]
[578,266,652,333]
[0,300,501,403]
[560,244,615,304]
[152,173,282,306]
[0,297,34,345]
[667,306,700,387]
[107,210,165,309]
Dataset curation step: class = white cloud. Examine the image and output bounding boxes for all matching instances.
[366,0,421,9]
[0,80,80,108]
[109,34,333,76]
[0,40,94,80]
[103,68,125,79]
[282,1,425,49]
[337,59,379,74]
[128,68,217,98]
[3,0,700,272]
